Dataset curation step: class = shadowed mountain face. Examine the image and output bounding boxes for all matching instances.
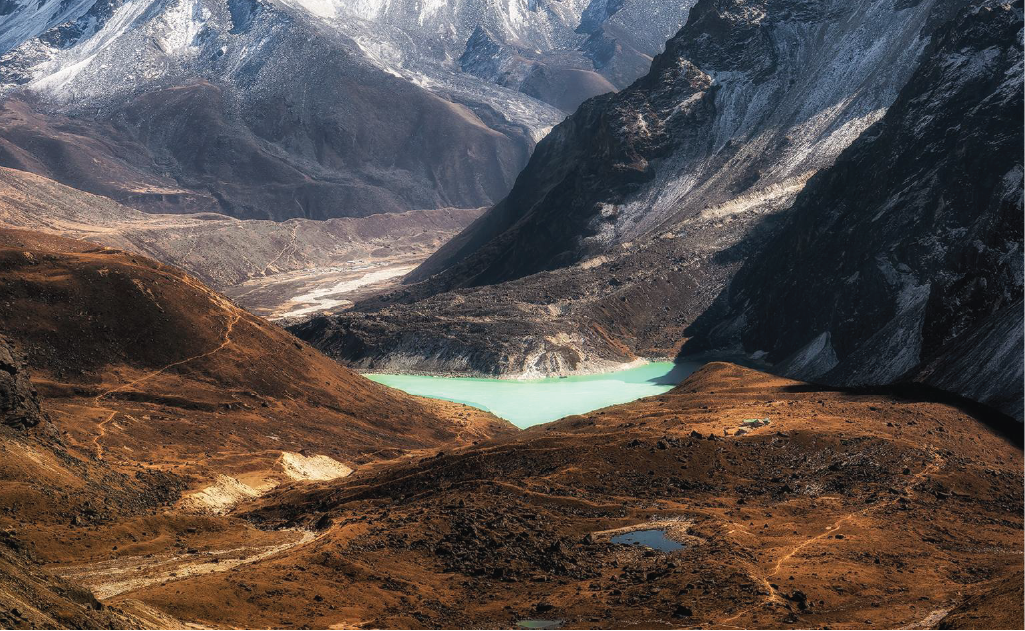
[0,1,534,220]
[684,0,1024,421]
[292,0,978,378]
[0,334,41,430]
[403,0,964,289]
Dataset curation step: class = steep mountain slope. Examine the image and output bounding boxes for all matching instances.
[293,0,969,376]
[0,165,482,318]
[405,0,961,288]
[0,228,514,487]
[1,227,514,628]
[0,0,534,219]
[112,363,1023,628]
[684,0,1024,420]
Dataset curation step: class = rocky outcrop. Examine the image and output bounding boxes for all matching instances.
[1,335,41,430]
[684,0,1023,420]
[289,297,637,378]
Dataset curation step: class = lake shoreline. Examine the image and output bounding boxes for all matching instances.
[364,361,704,428]
[356,356,672,381]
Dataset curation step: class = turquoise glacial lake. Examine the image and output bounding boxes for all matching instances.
[365,361,702,428]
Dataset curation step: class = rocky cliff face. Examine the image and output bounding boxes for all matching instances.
[685,0,1023,420]
[406,0,961,289]
[1,335,41,430]
[295,0,970,377]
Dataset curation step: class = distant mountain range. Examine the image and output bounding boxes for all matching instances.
[0,0,691,220]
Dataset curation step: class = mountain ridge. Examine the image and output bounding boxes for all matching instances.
[0,1,536,219]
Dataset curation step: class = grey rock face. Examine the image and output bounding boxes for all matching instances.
[407,0,959,290]
[685,0,1024,420]
[1,336,42,430]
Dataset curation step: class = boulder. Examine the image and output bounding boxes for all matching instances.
[1,336,42,430]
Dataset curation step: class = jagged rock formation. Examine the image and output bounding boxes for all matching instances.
[684,0,1024,420]
[0,334,41,430]
[294,0,969,377]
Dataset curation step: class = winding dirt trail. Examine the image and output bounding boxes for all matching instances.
[56,529,321,600]
[714,449,946,627]
[91,411,119,460]
[94,311,241,403]
[261,221,300,276]
[89,291,242,460]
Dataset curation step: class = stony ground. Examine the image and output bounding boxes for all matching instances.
[1,228,1020,630]
[101,364,1024,629]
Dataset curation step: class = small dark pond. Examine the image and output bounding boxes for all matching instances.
[515,620,563,629]
[610,528,684,552]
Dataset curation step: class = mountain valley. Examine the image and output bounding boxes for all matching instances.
[296,0,1024,423]
[5,322,1021,627]
[0,0,1021,629]
[0,165,481,318]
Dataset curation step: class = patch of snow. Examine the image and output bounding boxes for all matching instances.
[616,0,941,242]
[0,0,98,55]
